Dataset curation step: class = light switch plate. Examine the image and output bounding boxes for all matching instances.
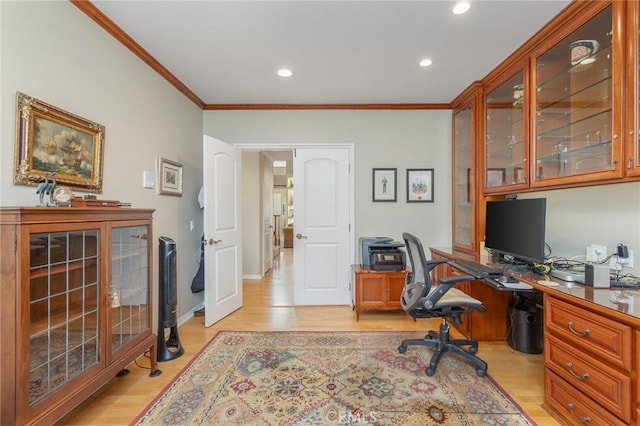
[143,170,155,189]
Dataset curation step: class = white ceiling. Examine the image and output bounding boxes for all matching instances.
[92,0,570,105]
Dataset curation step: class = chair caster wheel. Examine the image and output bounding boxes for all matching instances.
[469,346,478,354]
[476,369,486,377]
[426,331,437,340]
[425,367,436,376]
[398,345,407,354]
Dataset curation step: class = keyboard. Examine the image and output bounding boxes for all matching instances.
[448,260,503,278]
[610,280,640,289]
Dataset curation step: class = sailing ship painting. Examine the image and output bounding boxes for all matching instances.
[32,115,94,179]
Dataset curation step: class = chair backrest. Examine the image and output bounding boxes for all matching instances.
[402,232,432,289]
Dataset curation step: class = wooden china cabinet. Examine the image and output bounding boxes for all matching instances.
[451,83,482,255]
[0,207,160,426]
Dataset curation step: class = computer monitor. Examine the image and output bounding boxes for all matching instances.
[484,198,547,265]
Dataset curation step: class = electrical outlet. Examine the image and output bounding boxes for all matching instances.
[610,249,634,270]
[586,244,607,262]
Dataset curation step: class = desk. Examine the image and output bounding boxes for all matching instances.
[429,250,514,341]
[431,246,640,425]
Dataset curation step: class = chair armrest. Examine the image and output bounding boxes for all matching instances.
[439,275,474,286]
[426,258,448,272]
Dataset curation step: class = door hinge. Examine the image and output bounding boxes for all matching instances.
[349,224,351,232]
[293,148,296,157]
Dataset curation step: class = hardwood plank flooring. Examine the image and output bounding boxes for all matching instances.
[60,248,558,425]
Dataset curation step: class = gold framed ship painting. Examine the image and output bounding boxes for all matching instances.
[14,92,105,193]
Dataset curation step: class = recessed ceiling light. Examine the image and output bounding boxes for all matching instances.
[277,69,293,78]
[452,1,470,15]
[419,58,433,67]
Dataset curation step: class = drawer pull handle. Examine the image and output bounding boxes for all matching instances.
[566,362,590,380]
[567,403,591,423]
[567,321,590,337]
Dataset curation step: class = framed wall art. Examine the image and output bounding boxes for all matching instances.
[406,168,434,203]
[486,168,506,187]
[14,92,105,193]
[157,157,183,196]
[372,168,397,202]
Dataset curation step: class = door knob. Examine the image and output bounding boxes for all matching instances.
[202,238,222,245]
[296,233,308,239]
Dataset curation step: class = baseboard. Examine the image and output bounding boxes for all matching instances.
[178,303,204,326]
[243,274,263,280]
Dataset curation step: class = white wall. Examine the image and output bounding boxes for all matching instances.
[1,2,205,320]
[522,182,640,273]
[203,109,453,261]
[241,151,261,278]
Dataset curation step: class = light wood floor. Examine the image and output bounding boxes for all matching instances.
[61,248,559,425]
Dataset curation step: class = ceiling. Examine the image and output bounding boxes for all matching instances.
[91,0,570,106]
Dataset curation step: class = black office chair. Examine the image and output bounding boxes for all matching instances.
[398,232,488,377]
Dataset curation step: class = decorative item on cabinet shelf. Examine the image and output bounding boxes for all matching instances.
[14,92,105,193]
[512,84,524,106]
[570,39,599,67]
[486,168,506,187]
[71,196,130,208]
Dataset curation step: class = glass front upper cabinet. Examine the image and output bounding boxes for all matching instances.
[532,4,623,186]
[453,105,474,251]
[484,67,528,192]
[627,0,640,177]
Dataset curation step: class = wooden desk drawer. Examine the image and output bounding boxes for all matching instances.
[546,334,631,422]
[545,369,625,425]
[545,297,632,371]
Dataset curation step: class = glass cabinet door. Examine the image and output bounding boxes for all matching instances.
[626,1,640,176]
[110,225,151,356]
[485,68,528,191]
[453,105,474,251]
[532,4,622,185]
[28,228,100,406]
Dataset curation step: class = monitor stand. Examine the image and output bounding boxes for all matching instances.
[491,252,530,272]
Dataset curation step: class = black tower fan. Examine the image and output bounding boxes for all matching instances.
[157,236,184,361]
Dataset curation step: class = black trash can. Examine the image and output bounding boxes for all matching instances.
[507,304,543,354]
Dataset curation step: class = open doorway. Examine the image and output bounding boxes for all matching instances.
[267,150,294,262]
[239,144,354,306]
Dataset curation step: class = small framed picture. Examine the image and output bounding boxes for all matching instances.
[157,157,183,196]
[406,168,434,203]
[372,168,397,202]
[487,168,506,187]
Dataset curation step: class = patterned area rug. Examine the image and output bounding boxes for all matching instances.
[133,331,533,425]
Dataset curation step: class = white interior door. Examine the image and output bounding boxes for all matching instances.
[203,135,242,327]
[293,148,351,305]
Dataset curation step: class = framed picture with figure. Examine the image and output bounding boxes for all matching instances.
[372,168,397,202]
[406,168,434,202]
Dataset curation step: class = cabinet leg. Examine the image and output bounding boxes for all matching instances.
[148,343,162,377]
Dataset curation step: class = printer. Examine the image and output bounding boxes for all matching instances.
[359,236,406,271]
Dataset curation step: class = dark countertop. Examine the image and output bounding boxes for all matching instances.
[431,246,640,325]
